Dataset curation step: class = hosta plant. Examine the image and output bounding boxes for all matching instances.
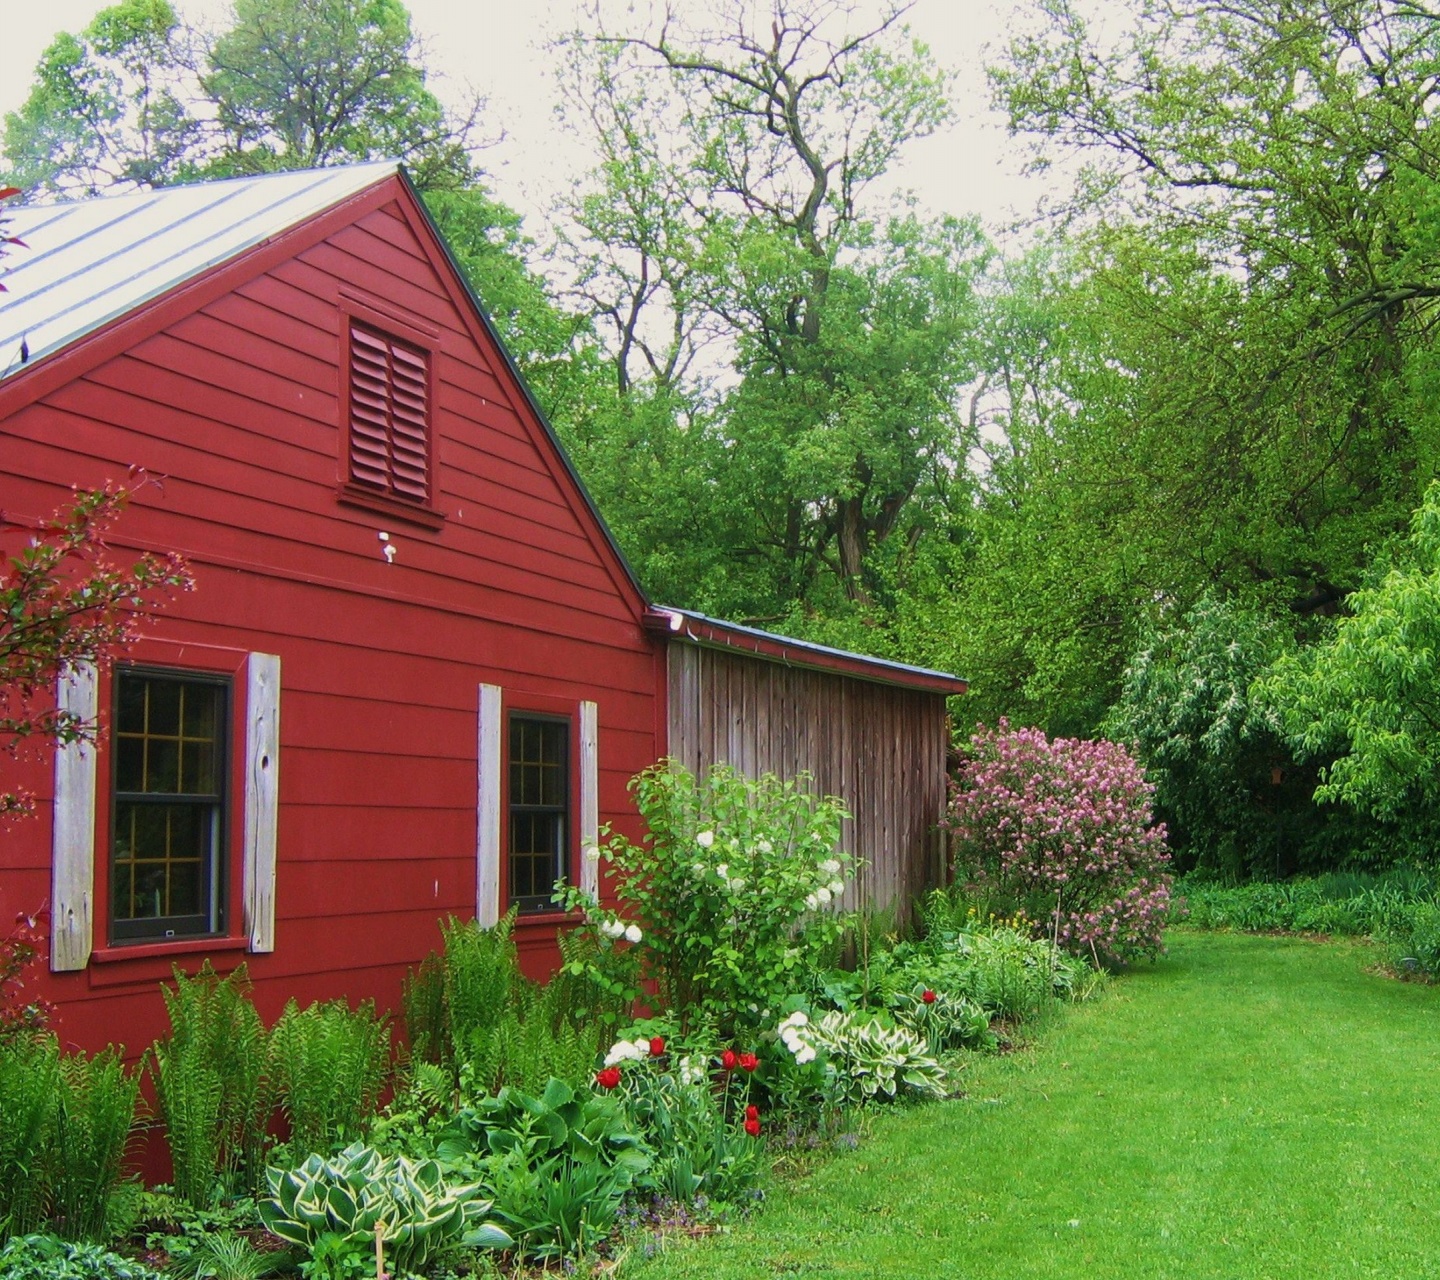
[890,985,995,1053]
[259,1144,509,1279]
[787,1011,946,1106]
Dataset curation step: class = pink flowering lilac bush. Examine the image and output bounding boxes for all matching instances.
[946,721,1174,962]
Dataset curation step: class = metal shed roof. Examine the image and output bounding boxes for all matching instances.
[0,162,398,381]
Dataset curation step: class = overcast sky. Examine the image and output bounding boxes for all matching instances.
[0,1,1049,235]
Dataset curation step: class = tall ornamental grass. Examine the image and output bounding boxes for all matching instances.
[947,722,1173,962]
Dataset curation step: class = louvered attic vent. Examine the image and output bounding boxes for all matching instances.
[347,322,430,502]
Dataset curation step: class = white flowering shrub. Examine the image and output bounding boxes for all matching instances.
[587,760,852,1034]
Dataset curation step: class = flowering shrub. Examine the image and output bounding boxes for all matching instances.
[0,911,52,1043]
[947,722,1174,962]
[578,760,852,1033]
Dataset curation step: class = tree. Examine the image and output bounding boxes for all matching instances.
[555,0,985,625]
[1,481,192,821]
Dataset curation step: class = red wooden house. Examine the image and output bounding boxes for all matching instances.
[0,163,965,1060]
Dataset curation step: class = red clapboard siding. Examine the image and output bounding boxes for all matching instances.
[0,171,662,1090]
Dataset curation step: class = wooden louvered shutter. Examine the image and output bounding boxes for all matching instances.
[347,323,430,502]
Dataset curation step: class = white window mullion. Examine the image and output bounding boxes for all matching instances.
[51,662,98,972]
[476,684,503,927]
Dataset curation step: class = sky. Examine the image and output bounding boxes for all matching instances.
[0,0,1050,235]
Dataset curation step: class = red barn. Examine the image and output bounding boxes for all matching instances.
[0,163,966,1064]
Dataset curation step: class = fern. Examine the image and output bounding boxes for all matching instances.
[400,953,446,1065]
[441,911,519,1048]
[0,1034,60,1240]
[49,1047,140,1242]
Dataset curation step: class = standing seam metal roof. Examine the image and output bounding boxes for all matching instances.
[0,162,399,381]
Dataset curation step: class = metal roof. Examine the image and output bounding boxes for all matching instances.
[646,606,968,695]
[0,162,399,381]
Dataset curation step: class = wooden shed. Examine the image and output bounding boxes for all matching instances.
[648,607,967,916]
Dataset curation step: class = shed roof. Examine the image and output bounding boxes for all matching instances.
[0,162,397,381]
[645,606,968,696]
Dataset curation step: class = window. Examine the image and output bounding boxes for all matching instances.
[508,715,569,912]
[110,670,227,941]
[347,321,430,503]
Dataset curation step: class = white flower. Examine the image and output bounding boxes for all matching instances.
[600,918,625,939]
[679,1055,705,1086]
[804,892,819,911]
[829,878,846,896]
[728,877,746,893]
[757,839,773,854]
[794,1044,817,1065]
[777,1011,809,1033]
[715,863,729,880]
[696,830,715,848]
[584,846,602,863]
[692,862,707,878]
[815,886,832,906]
[632,1037,651,1055]
[624,923,643,944]
[820,858,841,875]
[604,1039,647,1066]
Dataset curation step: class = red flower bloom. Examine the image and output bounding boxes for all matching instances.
[744,1116,762,1137]
[921,989,937,1004]
[721,1049,738,1072]
[738,1051,759,1072]
[745,1104,759,1121]
[595,1066,622,1090]
[649,1036,666,1057]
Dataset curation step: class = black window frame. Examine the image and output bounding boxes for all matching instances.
[506,712,571,914]
[109,666,230,944]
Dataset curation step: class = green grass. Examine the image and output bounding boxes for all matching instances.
[624,932,1440,1279]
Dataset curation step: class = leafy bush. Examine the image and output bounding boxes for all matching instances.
[259,1143,508,1279]
[436,1078,648,1260]
[0,1036,139,1244]
[152,964,270,1205]
[1379,899,1440,978]
[268,998,390,1157]
[947,722,1174,962]
[0,912,52,1044]
[1176,871,1434,936]
[779,1011,946,1106]
[0,1234,163,1280]
[579,760,852,1033]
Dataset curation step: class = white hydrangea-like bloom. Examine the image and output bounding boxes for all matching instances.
[793,1044,817,1064]
[624,923,643,944]
[815,886,832,906]
[679,1055,705,1086]
[757,839,773,854]
[804,892,819,911]
[692,862,707,878]
[604,1039,647,1067]
[585,846,602,863]
[776,1011,818,1065]
[829,878,846,896]
[600,918,625,939]
[819,858,841,875]
[696,830,716,848]
[632,1037,651,1055]
[728,877,746,893]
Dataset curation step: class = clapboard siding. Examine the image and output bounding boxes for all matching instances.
[666,644,949,916]
[0,176,660,1073]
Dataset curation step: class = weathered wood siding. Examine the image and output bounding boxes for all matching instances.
[666,643,950,915]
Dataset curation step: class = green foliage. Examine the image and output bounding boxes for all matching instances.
[259,1143,508,1278]
[160,1230,273,1280]
[436,1078,646,1260]
[0,1034,60,1238]
[1177,870,1435,938]
[399,952,445,1067]
[1103,595,1297,876]
[460,999,603,1101]
[152,964,270,1206]
[439,911,517,1053]
[267,999,390,1158]
[1261,483,1440,824]
[0,1234,163,1280]
[785,1011,946,1107]
[579,760,851,1034]
[1378,900,1440,980]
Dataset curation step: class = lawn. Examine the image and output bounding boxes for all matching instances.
[625,931,1440,1279]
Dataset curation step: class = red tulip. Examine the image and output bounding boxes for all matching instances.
[744,1116,761,1137]
[650,1036,666,1057]
[922,989,937,1004]
[738,1051,759,1072]
[745,1104,759,1121]
[721,1049,738,1072]
[595,1066,622,1090]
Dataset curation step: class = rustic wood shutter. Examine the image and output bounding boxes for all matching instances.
[579,701,600,899]
[243,653,281,952]
[348,323,429,502]
[476,684,503,927]
[51,662,98,972]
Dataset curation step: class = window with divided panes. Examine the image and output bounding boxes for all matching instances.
[508,716,569,912]
[111,670,227,940]
[347,321,430,502]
